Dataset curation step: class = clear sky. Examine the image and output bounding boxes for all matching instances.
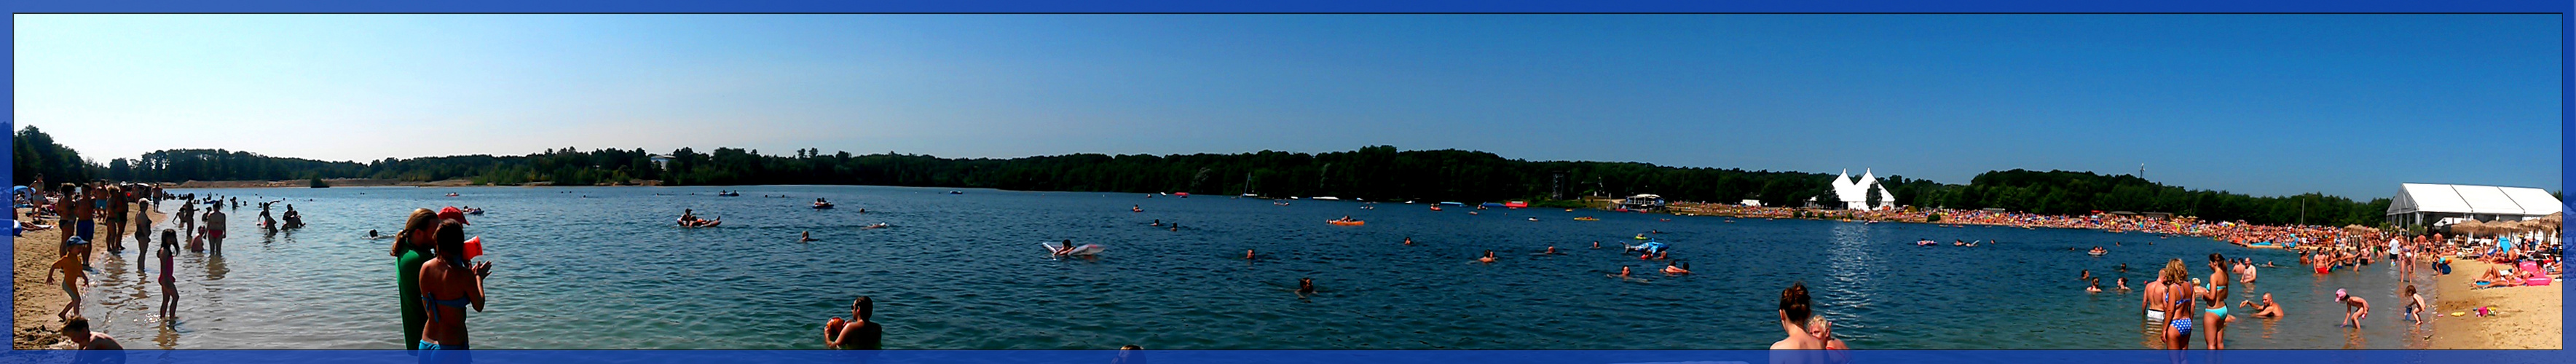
[14,14,2561,198]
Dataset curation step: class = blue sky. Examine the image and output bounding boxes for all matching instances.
[13,15,2561,198]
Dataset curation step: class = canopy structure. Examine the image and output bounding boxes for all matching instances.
[2387,183,2563,229]
[1620,194,1666,210]
[1830,169,1892,210]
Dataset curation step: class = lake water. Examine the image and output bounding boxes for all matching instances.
[79,186,2433,349]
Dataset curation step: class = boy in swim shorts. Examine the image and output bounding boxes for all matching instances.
[49,238,90,320]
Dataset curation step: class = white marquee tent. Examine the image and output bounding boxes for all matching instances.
[2386,183,2562,228]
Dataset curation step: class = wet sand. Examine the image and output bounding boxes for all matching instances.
[11,204,170,349]
[2427,259,2563,349]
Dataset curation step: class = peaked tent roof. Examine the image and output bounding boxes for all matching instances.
[2387,183,2562,216]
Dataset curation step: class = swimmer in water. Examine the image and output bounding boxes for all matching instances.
[1663,261,1690,274]
[2116,277,2130,292]
[1545,246,1558,255]
[1297,277,1316,296]
[800,231,817,242]
[1245,249,1256,260]
[2087,278,2103,293]
[1150,219,1160,226]
[2238,293,2282,318]
[1591,241,1601,249]
[1403,237,1413,245]
[1478,250,1497,264]
[1619,266,1631,278]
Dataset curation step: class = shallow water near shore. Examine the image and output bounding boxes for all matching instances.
[82,186,2440,349]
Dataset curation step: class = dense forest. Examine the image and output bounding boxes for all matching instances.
[12,126,100,186]
[14,125,2478,227]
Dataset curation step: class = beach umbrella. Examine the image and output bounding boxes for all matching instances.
[2510,219,2553,234]
[2448,220,2488,237]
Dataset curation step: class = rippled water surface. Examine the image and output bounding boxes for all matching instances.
[83,186,2432,349]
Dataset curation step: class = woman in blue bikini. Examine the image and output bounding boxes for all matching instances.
[2158,259,2196,349]
[2202,253,2231,349]
[419,221,493,351]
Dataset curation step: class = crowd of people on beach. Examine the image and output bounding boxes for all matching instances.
[2095,226,2563,350]
[1671,202,2384,248]
[16,178,197,349]
[8,175,373,351]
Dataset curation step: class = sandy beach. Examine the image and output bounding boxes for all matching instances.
[10,202,173,349]
[2427,259,2563,349]
[11,208,74,349]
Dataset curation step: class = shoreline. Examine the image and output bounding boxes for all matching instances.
[2427,259,2563,349]
[11,203,170,349]
[174,178,484,189]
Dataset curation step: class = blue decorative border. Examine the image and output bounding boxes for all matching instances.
[4,1,2569,363]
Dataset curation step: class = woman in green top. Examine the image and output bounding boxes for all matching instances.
[394,209,439,349]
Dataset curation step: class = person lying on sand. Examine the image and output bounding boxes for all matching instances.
[2476,266,2526,288]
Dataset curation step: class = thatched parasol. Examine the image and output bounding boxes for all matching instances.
[2504,219,2547,233]
[2448,220,2492,237]
[2342,224,2380,235]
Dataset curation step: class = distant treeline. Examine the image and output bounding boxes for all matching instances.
[13,127,100,186]
[15,125,2458,226]
[1916,170,2397,226]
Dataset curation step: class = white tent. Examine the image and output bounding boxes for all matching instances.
[2387,183,2563,228]
[1824,169,1864,206]
[1827,168,1894,210]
